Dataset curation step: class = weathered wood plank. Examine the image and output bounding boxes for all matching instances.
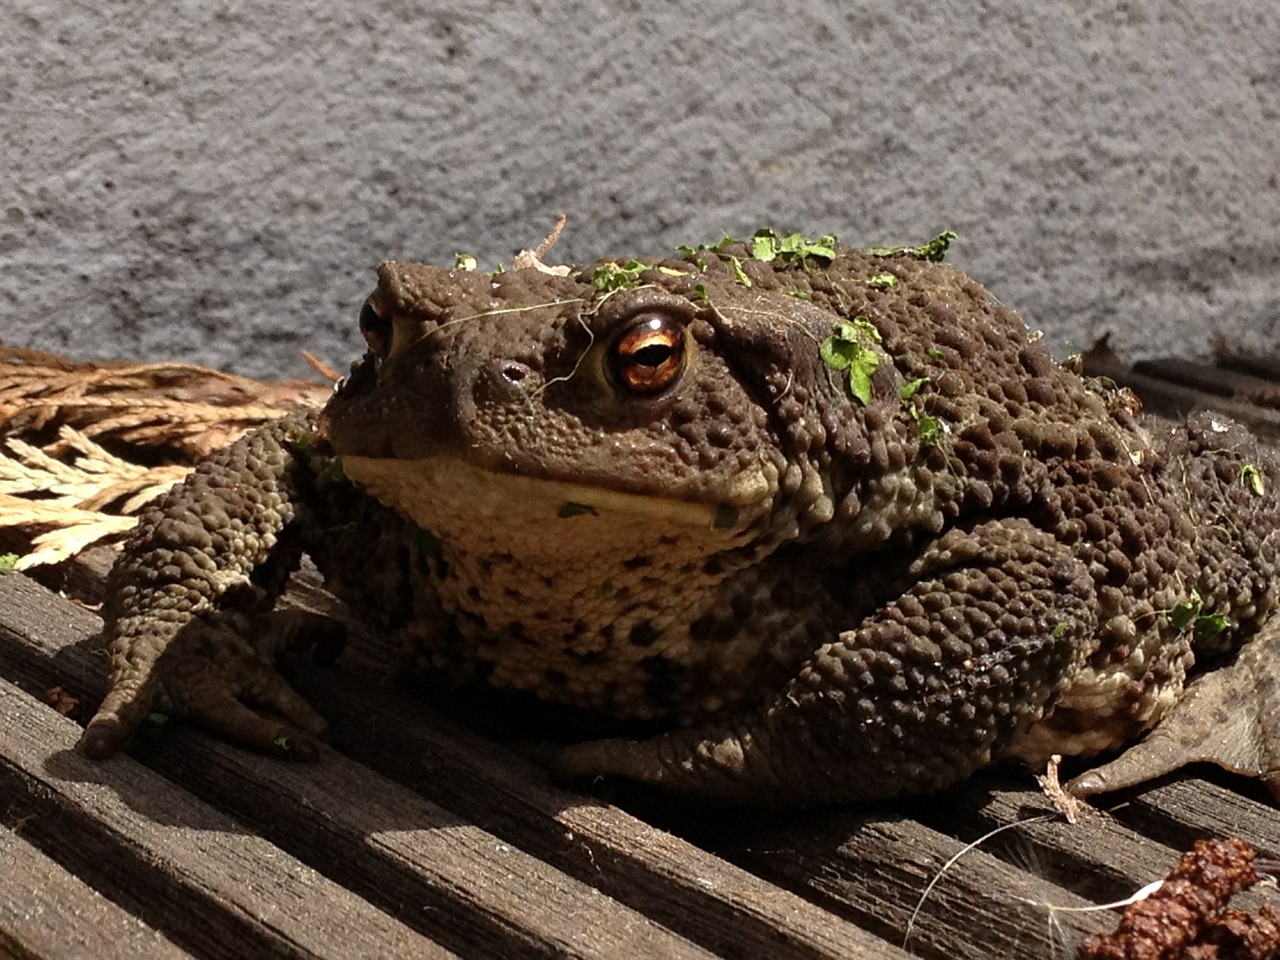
[0,825,192,960]
[0,675,455,960]
[1083,348,1280,441]
[713,807,1111,960]
[0,576,717,960]
[1131,357,1280,408]
[299,666,914,960]
[1217,353,1280,384]
[13,543,1280,960]
[1102,775,1280,859]
[912,778,1192,901]
[918,776,1272,918]
[0,571,910,960]
[129,733,717,960]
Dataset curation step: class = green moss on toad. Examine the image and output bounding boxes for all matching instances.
[1242,464,1265,496]
[899,378,940,447]
[867,229,957,263]
[592,260,651,291]
[750,228,838,267]
[821,317,882,405]
[860,273,898,289]
[1168,590,1231,642]
[900,378,929,401]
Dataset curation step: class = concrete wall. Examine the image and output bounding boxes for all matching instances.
[4,0,1278,378]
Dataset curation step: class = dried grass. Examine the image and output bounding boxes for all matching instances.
[0,343,330,458]
[0,344,331,568]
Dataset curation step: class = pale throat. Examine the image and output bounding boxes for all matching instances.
[337,453,768,638]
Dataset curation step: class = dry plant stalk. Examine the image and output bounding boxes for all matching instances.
[1037,754,1087,825]
[0,345,331,569]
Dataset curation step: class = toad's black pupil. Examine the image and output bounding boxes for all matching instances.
[359,301,388,337]
[630,343,673,367]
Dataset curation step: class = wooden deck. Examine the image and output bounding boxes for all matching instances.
[5,351,1280,960]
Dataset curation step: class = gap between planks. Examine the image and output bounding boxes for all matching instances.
[0,824,192,960]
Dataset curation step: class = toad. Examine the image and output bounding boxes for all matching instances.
[80,234,1280,805]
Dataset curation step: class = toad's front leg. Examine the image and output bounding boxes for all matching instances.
[80,415,335,760]
[550,518,1097,805]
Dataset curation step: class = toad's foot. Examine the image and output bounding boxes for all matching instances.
[1068,617,1280,802]
[80,610,339,760]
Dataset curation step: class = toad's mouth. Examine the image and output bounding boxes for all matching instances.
[338,454,776,543]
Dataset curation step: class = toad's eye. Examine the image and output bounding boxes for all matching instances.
[609,314,687,395]
[359,297,392,359]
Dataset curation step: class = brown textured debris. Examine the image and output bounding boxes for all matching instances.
[45,685,79,717]
[1078,838,1280,959]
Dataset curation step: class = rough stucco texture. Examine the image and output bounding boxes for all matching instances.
[3,0,1278,379]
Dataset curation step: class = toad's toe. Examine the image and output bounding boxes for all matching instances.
[1069,617,1280,802]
